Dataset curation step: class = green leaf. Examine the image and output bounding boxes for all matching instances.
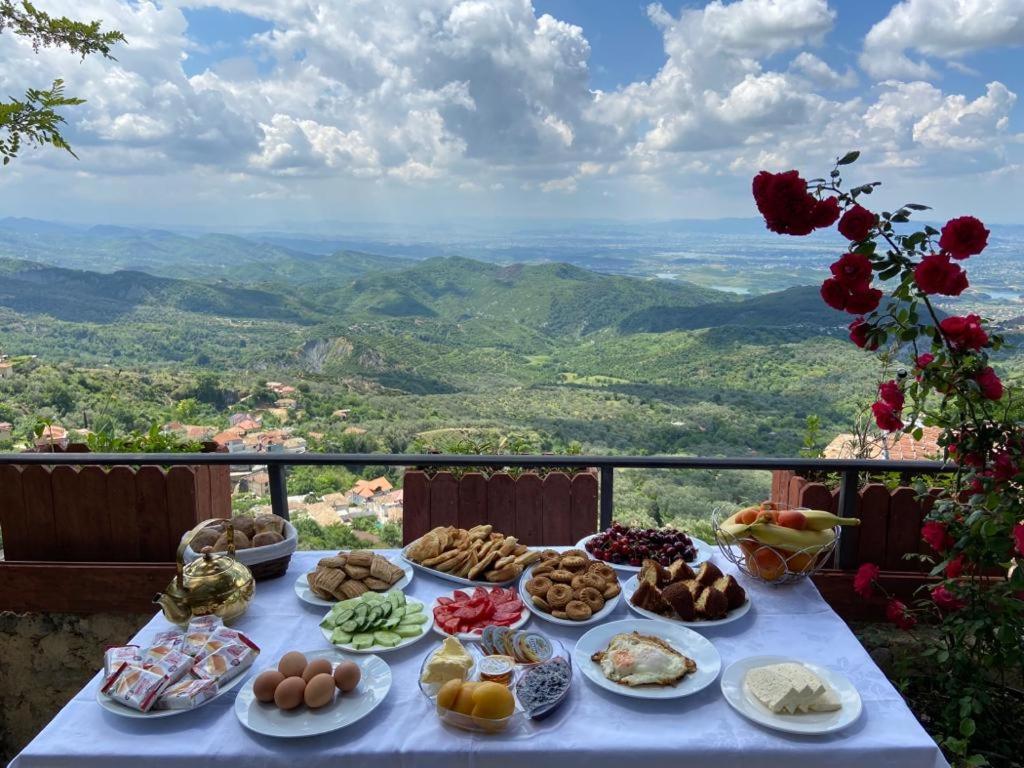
[960,717,976,738]
[837,150,860,165]
[905,203,931,211]
[879,264,902,280]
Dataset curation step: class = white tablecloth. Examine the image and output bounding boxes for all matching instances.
[9,550,949,768]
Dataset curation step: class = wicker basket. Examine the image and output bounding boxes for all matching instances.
[711,506,840,586]
[184,520,298,582]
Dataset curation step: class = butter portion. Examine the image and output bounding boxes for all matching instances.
[421,637,474,685]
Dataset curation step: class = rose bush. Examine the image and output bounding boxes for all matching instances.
[753,152,1023,764]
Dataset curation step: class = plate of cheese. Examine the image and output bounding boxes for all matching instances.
[720,655,862,735]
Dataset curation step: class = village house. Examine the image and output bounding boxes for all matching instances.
[0,360,13,379]
[237,470,270,496]
[346,476,393,506]
[33,424,68,449]
[229,412,261,428]
[823,425,943,461]
[275,398,297,409]
[265,407,289,423]
[162,422,214,442]
[0,421,13,441]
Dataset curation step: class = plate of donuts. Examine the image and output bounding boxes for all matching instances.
[518,549,622,627]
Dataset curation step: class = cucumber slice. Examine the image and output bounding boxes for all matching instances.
[379,602,392,618]
[392,591,406,608]
[373,630,401,647]
[398,612,428,625]
[352,633,374,649]
[395,625,424,638]
[331,630,353,645]
[383,614,402,629]
[363,592,384,603]
[340,619,359,633]
[404,602,423,614]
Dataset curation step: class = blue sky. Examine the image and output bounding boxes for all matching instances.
[0,0,1022,227]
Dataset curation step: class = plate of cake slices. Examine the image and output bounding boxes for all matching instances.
[720,655,862,735]
[623,559,752,628]
[573,619,721,700]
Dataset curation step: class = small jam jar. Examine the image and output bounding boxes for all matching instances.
[478,655,515,686]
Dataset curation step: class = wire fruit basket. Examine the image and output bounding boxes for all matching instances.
[711,505,841,586]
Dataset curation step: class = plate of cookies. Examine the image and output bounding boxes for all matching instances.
[519,549,622,626]
[296,550,412,607]
[401,525,542,587]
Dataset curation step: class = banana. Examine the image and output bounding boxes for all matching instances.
[717,521,753,543]
[747,522,836,553]
[799,509,861,531]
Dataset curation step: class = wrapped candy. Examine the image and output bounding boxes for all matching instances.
[192,642,258,686]
[101,664,168,713]
[103,646,142,677]
[154,678,218,710]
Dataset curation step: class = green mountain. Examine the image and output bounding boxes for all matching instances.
[0,223,412,286]
[322,256,728,335]
[0,259,313,323]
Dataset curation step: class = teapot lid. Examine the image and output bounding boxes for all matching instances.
[184,548,238,579]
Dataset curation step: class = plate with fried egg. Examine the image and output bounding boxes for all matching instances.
[573,619,721,700]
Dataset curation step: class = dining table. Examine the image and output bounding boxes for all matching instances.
[8,548,950,768]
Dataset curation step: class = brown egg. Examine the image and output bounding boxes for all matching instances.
[333,660,360,693]
[253,670,285,703]
[304,673,336,709]
[278,651,308,679]
[273,676,306,710]
[302,658,333,683]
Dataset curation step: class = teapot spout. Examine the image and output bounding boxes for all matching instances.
[154,591,191,626]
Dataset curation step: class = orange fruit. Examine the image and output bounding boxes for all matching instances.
[736,508,759,525]
[786,550,817,573]
[746,546,786,581]
[776,510,807,530]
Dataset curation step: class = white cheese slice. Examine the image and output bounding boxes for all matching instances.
[745,663,838,715]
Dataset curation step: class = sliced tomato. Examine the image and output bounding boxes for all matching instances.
[472,586,490,600]
[436,596,454,606]
[440,617,461,634]
[490,588,513,604]
[452,590,470,602]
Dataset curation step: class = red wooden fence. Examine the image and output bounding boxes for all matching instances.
[402,470,598,546]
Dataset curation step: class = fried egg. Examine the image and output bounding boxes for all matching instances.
[591,632,696,687]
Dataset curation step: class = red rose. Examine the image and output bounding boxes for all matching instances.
[752,171,818,236]
[812,197,840,228]
[1014,523,1024,557]
[872,400,903,431]
[838,204,875,242]
[820,277,849,310]
[853,562,879,599]
[940,314,988,350]
[993,452,1018,482]
[914,253,968,296]
[830,252,873,287]
[878,380,905,409]
[945,554,964,579]
[915,353,935,368]
[976,367,1003,400]
[885,598,917,630]
[849,318,878,350]
[931,584,965,611]
[845,286,882,314]
[922,520,952,552]
[939,216,989,259]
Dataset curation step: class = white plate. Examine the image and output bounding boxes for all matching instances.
[518,563,621,627]
[96,667,250,719]
[429,586,529,641]
[320,599,431,654]
[295,556,413,607]
[573,618,721,700]
[721,655,863,735]
[621,575,753,628]
[234,649,391,738]
[399,546,520,587]
[575,533,714,573]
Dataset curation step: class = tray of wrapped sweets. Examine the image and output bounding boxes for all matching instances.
[95,615,259,718]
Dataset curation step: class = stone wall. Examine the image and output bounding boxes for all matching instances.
[0,611,150,764]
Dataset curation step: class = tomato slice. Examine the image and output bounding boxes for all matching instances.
[472,586,489,600]
[436,596,454,606]
[452,590,470,602]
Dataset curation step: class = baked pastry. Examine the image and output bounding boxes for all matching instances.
[548,569,575,584]
[571,572,605,591]
[213,530,249,552]
[639,559,669,587]
[546,584,573,609]
[560,555,589,572]
[696,561,724,587]
[564,600,592,620]
[254,514,285,536]
[660,581,696,621]
[525,576,553,598]
[231,516,256,539]
[694,586,729,619]
[190,528,220,552]
[630,580,670,614]
[576,586,605,613]
[712,575,747,610]
[665,559,696,584]
[251,531,283,547]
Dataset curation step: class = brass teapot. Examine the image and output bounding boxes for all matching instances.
[154,519,255,626]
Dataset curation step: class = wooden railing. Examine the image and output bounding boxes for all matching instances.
[0,451,951,616]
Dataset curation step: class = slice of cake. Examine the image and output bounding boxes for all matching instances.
[711,575,747,610]
[665,559,695,584]
[630,579,670,614]
[694,585,729,620]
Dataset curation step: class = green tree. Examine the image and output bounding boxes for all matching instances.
[0,1,125,164]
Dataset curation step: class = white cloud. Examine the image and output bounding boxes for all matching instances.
[861,0,1024,79]
[789,52,857,89]
[913,81,1020,150]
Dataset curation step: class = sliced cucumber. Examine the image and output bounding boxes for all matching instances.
[373,630,401,647]
[331,630,353,645]
[395,625,424,638]
[398,612,428,625]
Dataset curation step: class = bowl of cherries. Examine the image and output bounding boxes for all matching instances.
[578,524,712,572]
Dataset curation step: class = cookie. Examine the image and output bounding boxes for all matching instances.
[546,583,573,609]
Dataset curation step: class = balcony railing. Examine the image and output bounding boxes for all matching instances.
[4,451,950,570]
